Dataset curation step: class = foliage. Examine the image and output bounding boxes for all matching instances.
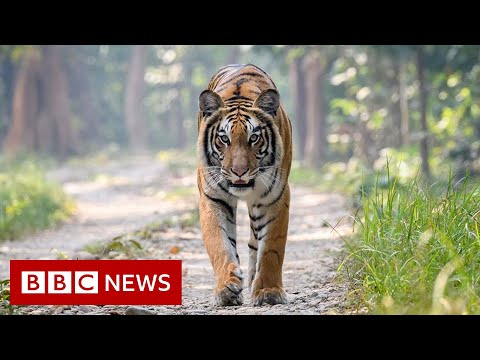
[0,160,74,241]
[290,159,366,197]
[84,237,144,259]
[0,279,15,315]
[2,44,480,175]
[341,164,480,314]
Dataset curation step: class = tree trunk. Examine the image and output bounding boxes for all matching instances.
[67,47,100,147]
[357,121,375,167]
[396,60,409,146]
[416,45,431,179]
[174,87,186,148]
[125,45,148,151]
[183,62,194,146]
[3,49,41,157]
[2,58,14,116]
[303,52,327,168]
[41,45,78,158]
[227,45,240,64]
[289,54,307,160]
[0,58,14,143]
[4,46,79,159]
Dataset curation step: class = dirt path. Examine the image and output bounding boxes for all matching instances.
[0,155,353,315]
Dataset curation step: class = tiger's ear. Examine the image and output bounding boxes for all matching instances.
[254,89,280,117]
[199,90,224,118]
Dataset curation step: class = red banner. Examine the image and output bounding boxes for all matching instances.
[9,260,182,305]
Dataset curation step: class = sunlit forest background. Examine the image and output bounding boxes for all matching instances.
[2,45,480,315]
[1,45,479,177]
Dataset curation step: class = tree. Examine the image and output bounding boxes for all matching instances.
[40,45,79,157]
[227,45,240,64]
[0,52,14,144]
[125,45,148,151]
[396,59,410,146]
[66,46,101,148]
[416,45,431,179]
[3,45,78,158]
[288,47,307,160]
[303,49,327,168]
[3,48,40,156]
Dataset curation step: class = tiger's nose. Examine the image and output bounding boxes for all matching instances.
[231,166,249,177]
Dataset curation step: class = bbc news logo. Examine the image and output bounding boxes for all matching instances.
[22,271,99,294]
[10,260,182,305]
[21,272,171,294]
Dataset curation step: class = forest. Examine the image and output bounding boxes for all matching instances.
[1,45,480,315]
[2,45,479,177]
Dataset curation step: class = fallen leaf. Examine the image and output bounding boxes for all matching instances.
[170,246,181,254]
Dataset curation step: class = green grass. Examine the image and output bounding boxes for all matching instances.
[0,160,75,241]
[340,164,480,314]
[0,279,15,315]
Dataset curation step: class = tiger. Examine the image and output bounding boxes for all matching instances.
[197,64,293,306]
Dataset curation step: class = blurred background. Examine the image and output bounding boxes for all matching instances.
[2,44,480,241]
[0,45,480,238]
[2,45,480,314]
[1,45,479,178]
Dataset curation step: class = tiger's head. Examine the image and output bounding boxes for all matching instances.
[198,89,283,197]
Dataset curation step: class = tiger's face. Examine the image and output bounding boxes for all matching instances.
[216,112,263,188]
[198,89,283,198]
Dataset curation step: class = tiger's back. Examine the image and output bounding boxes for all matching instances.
[208,64,277,99]
[197,64,293,306]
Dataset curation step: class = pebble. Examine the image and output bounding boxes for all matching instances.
[73,251,100,260]
[124,306,157,315]
[78,305,96,313]
[262,309,280,315]
[184,309,207,315]
[298,310,317,315]
[30,309,45,315]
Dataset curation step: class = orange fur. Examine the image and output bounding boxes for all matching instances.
[197,64,292,306]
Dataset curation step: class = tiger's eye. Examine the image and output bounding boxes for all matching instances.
[250,134,259,143]
[220,135,229,144]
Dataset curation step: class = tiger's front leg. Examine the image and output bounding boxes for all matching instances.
[199,192,243,306]
[249,185,290,306]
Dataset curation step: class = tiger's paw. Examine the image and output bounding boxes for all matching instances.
[215,279,243,306]
[252,287,287,306]
[214,264,243,306]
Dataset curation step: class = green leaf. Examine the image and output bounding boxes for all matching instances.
[128,240,143,250]
[107,241,125,251]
